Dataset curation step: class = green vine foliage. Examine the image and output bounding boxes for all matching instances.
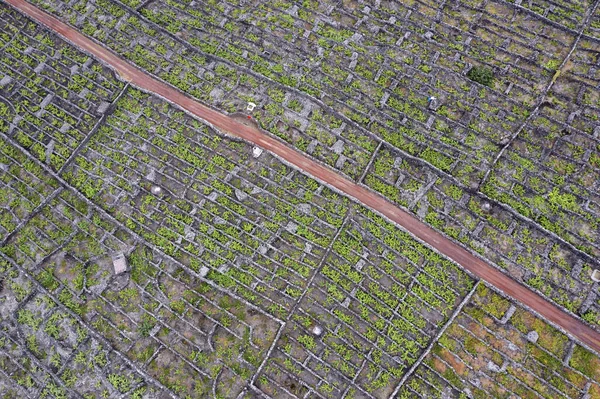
[467,66,494,87]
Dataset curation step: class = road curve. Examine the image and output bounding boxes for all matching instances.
[6,0,600,354]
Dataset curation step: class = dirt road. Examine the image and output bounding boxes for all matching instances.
[6,0,600,354]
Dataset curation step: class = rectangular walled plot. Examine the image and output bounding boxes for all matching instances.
[0,140,60,240]
[4,306,152,398]
[254,204,475,398]
[131,0,532,186]
[134,0,572,186]
[0,187,137,381]
[364,145,440,209]
[586,6,600,39]
[483,127,600,256]
[363,137,600,330]
[23,0,376,179]
[0,315,84,398]
[85,247,282,398]
[504,0,592,30]
[139,0,378,178]
[12,0,585,188]
[2,189,134,275]
[0,4,125,170]
[0,262,171,399]
[474,36,600,323]
[0,272,46,398]
[23,0,576,187]
[1,184,282,398]
[62,88,349,318]
[482,36,600,261]
[396,284,600,399]
[423,176,599,323]
[64,346,172,398]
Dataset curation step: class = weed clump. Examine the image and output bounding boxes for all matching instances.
[467,65,494,87]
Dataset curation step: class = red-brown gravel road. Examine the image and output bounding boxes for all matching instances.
[6,0,600,354]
